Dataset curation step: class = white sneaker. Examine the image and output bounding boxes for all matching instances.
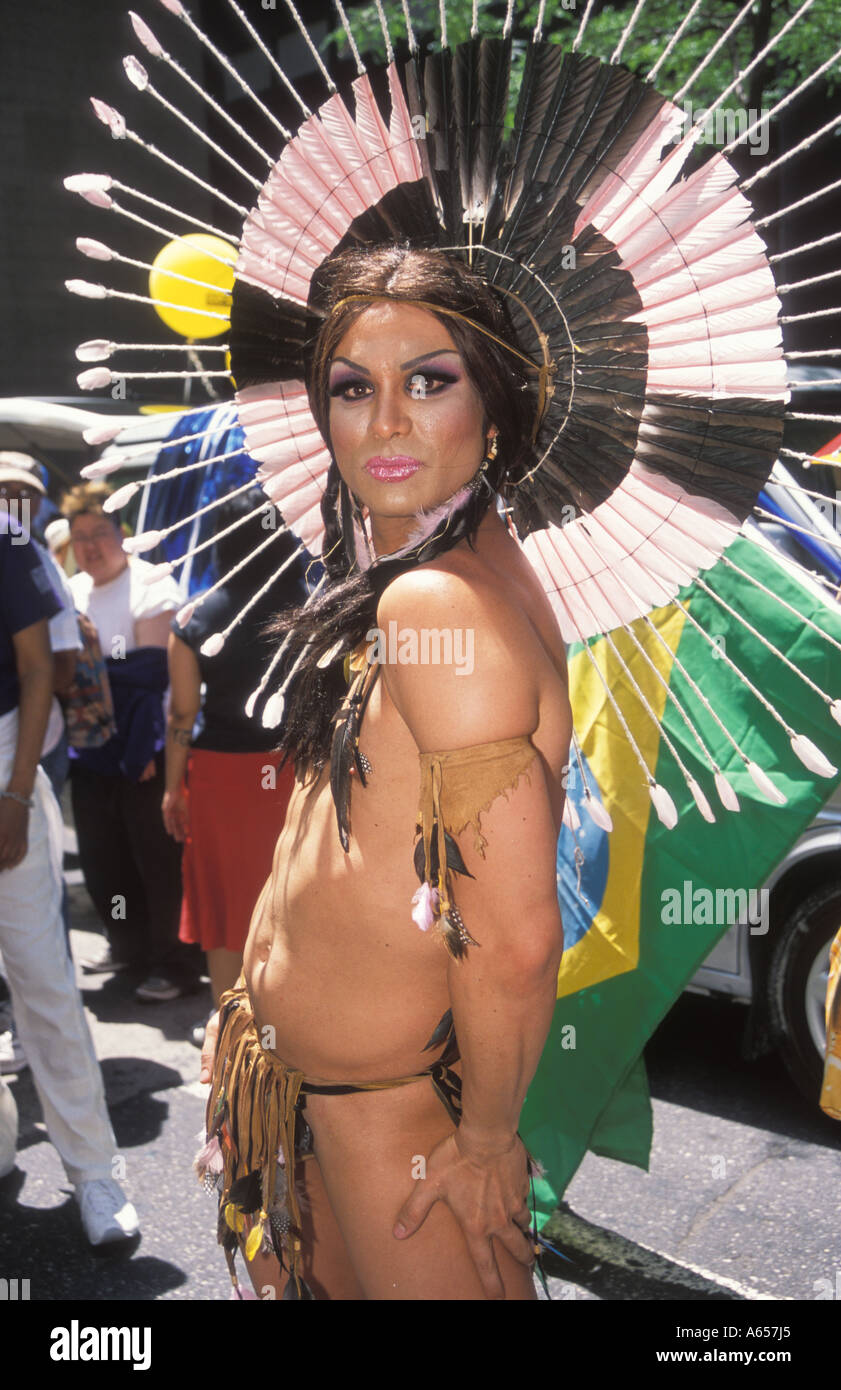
[75,1178,140,1246]
[0,1076,17,1179]
[0,1027,27,1075]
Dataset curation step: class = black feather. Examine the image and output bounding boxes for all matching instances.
[352,741,369,787]
[229,279,318,386]
[413,823,475,883]
[330,659,380,852]
[453,35,480,220]
[403,54,439,205]
[440,914,468,959]
[423,1008,454,1052]
[283,1275,316,1300]
[228,1172,262,1214]
[329,690,357,853]
[422,46,464,240]
[424,1011,461,1067]
[500,50,590,251]
[220,1222,239,1254]
[498,37,564,235]
[474,35,512,237]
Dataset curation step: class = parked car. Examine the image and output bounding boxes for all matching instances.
[687,478,841,1105]
[688,785,841,1103]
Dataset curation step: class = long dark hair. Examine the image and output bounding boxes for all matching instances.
[213,485,307,607]
[269,245,538,777]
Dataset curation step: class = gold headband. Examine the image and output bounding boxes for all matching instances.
[330,292,556,444]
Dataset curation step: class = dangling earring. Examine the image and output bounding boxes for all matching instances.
[468,432,499,497]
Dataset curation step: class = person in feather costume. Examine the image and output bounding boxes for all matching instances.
[198,242,571,1301]
[64,0,841,1299]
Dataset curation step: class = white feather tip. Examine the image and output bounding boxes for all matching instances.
[714,770,740,812]
[583,794,613,832]
[81,456,123,479]
[649,782,678,829]
[142,562,174,582]
[103,481,139,512]
[82,421,123,445]
[790,733,837,778]
[76,339,114,362]
[686,777,716,823]
[64,174,113,208]
[76,238,113,262]
[66,280,107,300]
[175,602,196,628]
[317,638,345,670]
[123,530,164,555]
[123,55,149,91]
[262,692,285,729]
[77,367,112,390]
[745,759,787,805]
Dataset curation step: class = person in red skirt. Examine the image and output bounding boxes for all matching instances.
[162,488,310,1016]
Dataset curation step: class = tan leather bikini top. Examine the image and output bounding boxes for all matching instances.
[338,640,538,958]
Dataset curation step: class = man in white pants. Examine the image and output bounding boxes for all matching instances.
[0,502,139,1244]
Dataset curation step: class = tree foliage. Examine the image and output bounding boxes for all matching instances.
[329,0,841,113]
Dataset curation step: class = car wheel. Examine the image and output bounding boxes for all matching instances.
[767,882,840,1102]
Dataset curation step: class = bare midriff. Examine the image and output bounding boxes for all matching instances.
[243,668,464,1083]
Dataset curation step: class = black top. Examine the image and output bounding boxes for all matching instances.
[0,522,61,718]
[172,574,307,754]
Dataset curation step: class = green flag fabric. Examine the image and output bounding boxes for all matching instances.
[520,531,841,1221]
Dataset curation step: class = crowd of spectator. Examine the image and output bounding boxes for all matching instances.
[0,454,306,1248]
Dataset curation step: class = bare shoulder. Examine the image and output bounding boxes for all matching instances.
[376,551,561,752]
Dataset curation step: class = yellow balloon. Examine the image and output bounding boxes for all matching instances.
[148,233,236,339]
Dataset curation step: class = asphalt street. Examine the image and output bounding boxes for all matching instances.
[1,867,839,1308]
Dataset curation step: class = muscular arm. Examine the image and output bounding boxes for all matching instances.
[445,758,563,1157]
[381,568,569,1294]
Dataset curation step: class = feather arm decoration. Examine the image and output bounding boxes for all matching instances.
[330,654,381,852]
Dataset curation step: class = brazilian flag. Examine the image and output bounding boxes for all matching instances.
[520,531,841,1220]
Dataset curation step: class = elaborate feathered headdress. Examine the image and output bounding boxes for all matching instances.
[66,0,841,835]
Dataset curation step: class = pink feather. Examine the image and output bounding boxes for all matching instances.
[353,74,401,189]
[392,484,473,558]
[130,11,166,59]
[285,121,367,225]
[193,1134,223,1176]
[411,882,440,932]
[318,94,383,208]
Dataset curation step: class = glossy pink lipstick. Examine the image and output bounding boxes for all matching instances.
[365,455,423,481]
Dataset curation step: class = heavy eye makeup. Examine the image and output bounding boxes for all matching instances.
[328,358,463,401]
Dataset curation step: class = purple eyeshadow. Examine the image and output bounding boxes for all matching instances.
[328,371,364,395]
[328,358,462,397]
[416,360,461,379]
